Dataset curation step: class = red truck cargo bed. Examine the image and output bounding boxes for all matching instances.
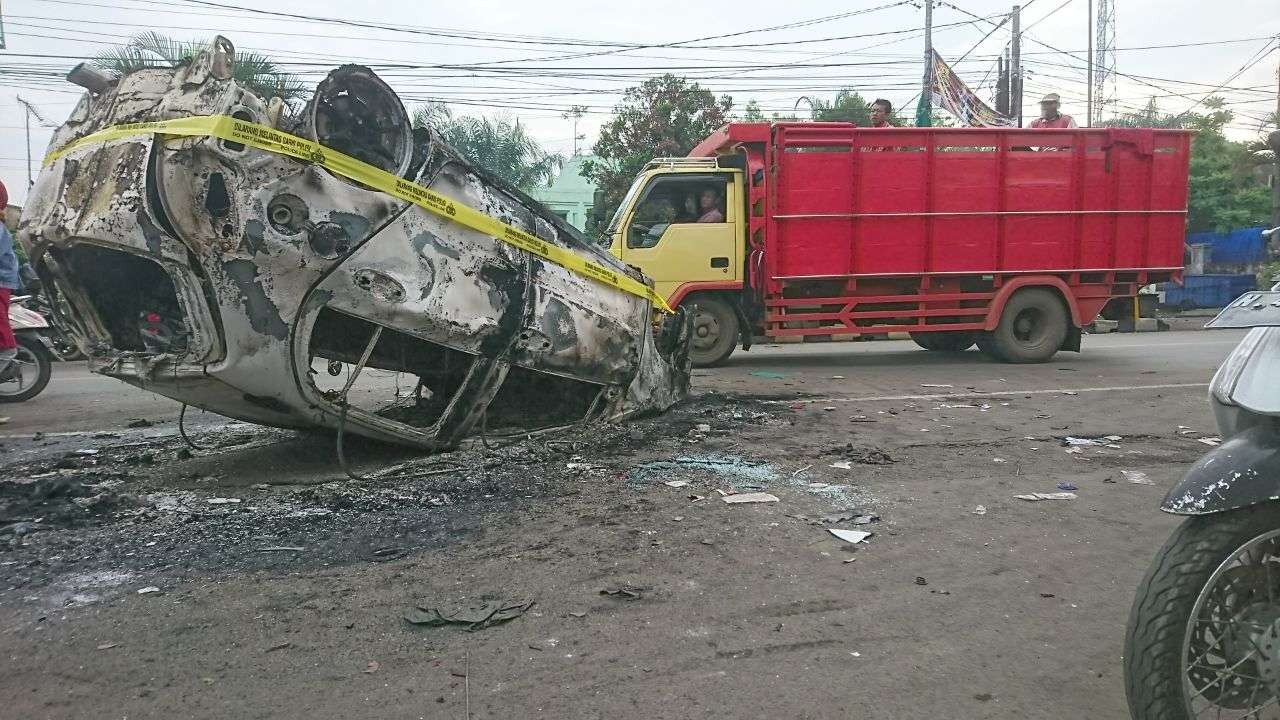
[693,122,1190,289]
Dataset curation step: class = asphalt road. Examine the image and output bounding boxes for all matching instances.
[3,329,1245,437]
[0,329,1256,720]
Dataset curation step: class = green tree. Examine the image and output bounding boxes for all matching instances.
[741,100,766,122]
[412,104,561,192]
[1104,98,1272,233]
[802,89,875,125]
[583,74,733,224]
[94,32,305,102]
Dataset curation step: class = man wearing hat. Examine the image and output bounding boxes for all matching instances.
[1030,93,1078,129]
[0,179,20,391]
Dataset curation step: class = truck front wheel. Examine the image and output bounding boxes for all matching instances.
[687,296,739,367]
[982,288,1070,363]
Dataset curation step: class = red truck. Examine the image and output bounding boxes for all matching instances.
[607,122,1191,365]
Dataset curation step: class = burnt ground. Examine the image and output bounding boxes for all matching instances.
[0,330,1247,719]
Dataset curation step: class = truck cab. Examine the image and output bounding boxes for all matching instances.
[607,158,748,366]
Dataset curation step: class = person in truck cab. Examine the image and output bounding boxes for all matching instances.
[696,187,724,223]
[1030,93,1077,129]
[870,98,893,128]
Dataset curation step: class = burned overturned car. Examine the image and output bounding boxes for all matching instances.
[19,37,690,449]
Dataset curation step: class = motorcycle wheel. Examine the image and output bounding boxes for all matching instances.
[0,336,53,403]
[1126,503,1280,719]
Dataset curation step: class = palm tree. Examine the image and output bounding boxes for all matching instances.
[413,103,561,191]
[94,32,306,102]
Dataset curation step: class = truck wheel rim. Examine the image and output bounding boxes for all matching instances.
[692,308,722,352]
[1182,528,1280,717]
[0,346,40,396]
[1012,308,1046,344]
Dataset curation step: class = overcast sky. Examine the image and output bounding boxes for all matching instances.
[1,0,1277,205]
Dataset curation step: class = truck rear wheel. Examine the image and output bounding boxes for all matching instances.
[687,296,739,368]
[910,331,976,352]
[984,288,1070,363]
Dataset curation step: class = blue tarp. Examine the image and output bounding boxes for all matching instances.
[1162,274,1257,309]
[1186,227,1267,265]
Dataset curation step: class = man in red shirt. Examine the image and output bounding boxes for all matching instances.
[1030,93,1078,129]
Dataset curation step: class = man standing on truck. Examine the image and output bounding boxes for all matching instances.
[1030,93,1078,129]
[870,99,894,128]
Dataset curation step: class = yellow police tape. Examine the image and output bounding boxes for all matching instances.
[43,115,673,313]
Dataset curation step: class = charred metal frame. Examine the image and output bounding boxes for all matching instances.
[19,38,690,449]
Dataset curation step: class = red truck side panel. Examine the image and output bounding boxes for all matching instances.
[691,122,1190,338]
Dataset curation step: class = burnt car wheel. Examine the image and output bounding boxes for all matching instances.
[0,336,53,403]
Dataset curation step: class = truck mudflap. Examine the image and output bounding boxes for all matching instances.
[1161,424,1280,515]
[19,38,691,450]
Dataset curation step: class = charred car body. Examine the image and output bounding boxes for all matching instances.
[19,38,690,449]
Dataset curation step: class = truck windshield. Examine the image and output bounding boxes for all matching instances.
[605,174,648,236]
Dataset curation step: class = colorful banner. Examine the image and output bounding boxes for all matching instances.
[929,50,1014,128]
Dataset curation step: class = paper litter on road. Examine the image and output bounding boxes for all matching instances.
[663,480,690,488]
[920,384,954,388]
[721,492,780,504]
[1122,470,1154,485]
[829,461,853,470]
[1064,447,1083,454]
[1014,492,1077,501]
[1197,437,1222,447]
[972,505,987,515]
[206,497,242,505]
[829,528,873,544]
[137,586,161,594]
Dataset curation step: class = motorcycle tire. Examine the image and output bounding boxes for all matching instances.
[1125,503,1280,719]
[0,336,53,403]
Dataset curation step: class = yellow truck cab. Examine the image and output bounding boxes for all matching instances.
[607,158,747,366]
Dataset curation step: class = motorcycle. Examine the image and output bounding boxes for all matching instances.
[1125,242,1280,719]
[1,295,55,403]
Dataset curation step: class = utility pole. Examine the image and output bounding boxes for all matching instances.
[562,105,587,157]
[15,96,52,189]
[996,54,1010,117]
[1086,0,1093,127]
[1011,5,1022,127]
[1271,46,1279,228]
[916,0,934,127]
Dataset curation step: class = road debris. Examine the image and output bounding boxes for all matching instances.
[404,599,535,631]
[972,505,987,515]
[363,660,380,674]
[722,492,780,504]
[599,585,645,600]
[829,528,872,544]
[1197,437,1222,446]
[1013,492,1077,501]
[206,498,241,505]
[663,480,690,488]
[749,371,790,380]
[1057,483,1078,491]
[136,586,161,594]
[830,461,853,470]
[258,546,305,553]
[920,384,954,388]
[1122,470,1154,485]
[96,642,118,650]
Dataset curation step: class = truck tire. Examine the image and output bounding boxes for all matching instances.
[910,331,975,352]
[687,296,739,368]
[985,288,1069,363]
